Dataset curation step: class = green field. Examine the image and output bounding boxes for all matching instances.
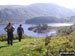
[0,34,75,56]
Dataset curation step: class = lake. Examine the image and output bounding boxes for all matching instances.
[0,23,73,37]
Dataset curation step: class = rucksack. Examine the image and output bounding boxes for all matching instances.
[8,25,12,30]
[7,25,13,32]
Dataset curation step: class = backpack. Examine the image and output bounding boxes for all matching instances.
[7,25,13,32]
[8,25,12,30]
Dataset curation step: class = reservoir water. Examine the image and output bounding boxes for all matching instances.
[0,23,73,37]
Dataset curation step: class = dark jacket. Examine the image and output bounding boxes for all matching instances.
[17,27,24,35]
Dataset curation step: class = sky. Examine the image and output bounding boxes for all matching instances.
[0,0,75,8]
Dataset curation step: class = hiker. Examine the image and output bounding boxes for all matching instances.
[17,24,24,42]
[4,22,15,46]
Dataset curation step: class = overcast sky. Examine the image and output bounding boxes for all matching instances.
[0,0,75,8]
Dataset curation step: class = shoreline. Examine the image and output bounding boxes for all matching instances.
[28,26,57,33]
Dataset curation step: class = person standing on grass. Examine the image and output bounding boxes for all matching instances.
[4,22,15,46]
[17,24,24,42]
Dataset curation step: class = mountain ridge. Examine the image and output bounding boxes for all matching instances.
[0,3,74,24]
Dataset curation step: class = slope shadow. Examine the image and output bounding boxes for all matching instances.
[0,41,19,49]
[0,45,8,48]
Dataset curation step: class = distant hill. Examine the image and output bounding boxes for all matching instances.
[0,3,75,24]
[25,16,70,24]
[26,3,74,18]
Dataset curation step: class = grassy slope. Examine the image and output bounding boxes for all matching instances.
[0,34,75,56]
[0,38,35,56]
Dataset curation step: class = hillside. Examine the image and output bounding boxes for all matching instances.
[26,3,74,18]
[0,3,75,24]
[26,16,70,24]
[0,34,75,56]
